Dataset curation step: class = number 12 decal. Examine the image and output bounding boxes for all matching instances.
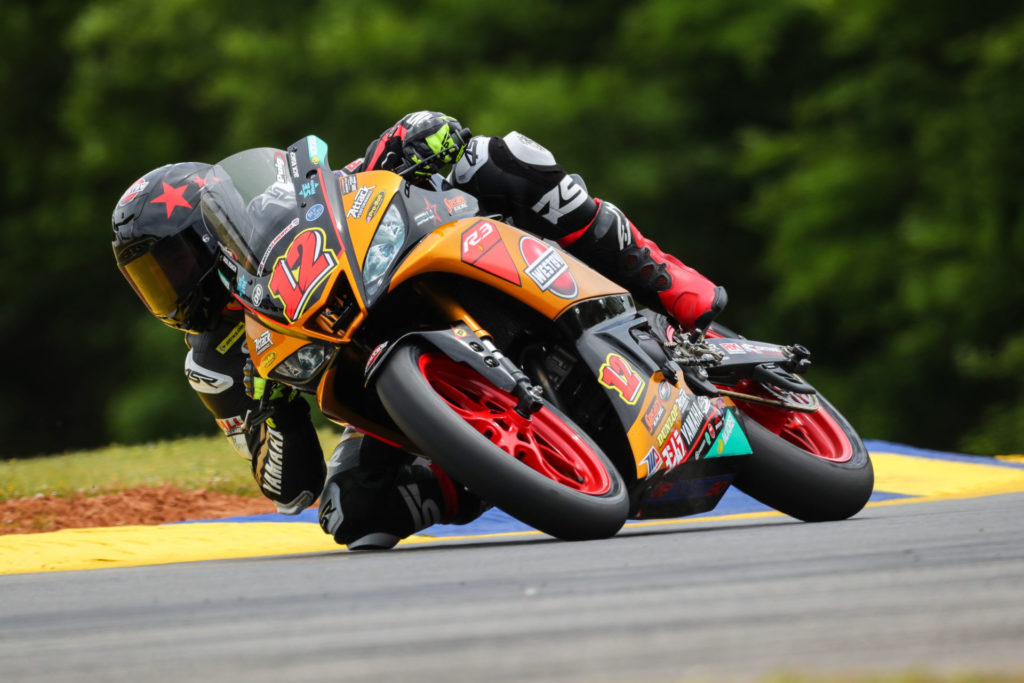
[269,227,339,321]
[598,353,646,405]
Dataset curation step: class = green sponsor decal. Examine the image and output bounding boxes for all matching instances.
[707,410,753,457]
[307,135,329,166]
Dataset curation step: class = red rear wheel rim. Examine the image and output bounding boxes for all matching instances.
[418,353,611,495]
[732,380,853,463]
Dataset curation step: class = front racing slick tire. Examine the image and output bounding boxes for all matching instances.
[731,395,874,522]
[375,341,629,541]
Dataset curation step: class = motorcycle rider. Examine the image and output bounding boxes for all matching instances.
[111,111,726,550]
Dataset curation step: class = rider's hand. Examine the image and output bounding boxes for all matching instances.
[243,357,294,403]
[400,111,470,176]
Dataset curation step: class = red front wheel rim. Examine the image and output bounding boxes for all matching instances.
[731,381,853,463]
[418,353,612,495]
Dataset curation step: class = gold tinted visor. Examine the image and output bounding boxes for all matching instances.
[118,232,212,320]
[120,252,181,317]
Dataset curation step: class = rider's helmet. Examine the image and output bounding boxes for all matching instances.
[111,162,228,333]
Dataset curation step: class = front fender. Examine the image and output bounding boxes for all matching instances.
[363,323,519,393]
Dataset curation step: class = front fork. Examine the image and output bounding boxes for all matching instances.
[414,281,544,417]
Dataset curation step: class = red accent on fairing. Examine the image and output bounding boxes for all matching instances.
[461,221,522,285]
[365,125,409,170]
[428,463,460,522]
[706,331,854,463]
[417,353,612,495]
[315,168,347,245]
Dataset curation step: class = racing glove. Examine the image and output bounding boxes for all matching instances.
[242,356,295,403]
[360,111,470,177]
[401,111,470,176]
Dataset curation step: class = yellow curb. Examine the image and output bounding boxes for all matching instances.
[3,451,1024,576]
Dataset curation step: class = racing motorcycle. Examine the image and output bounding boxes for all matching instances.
[200,135,873,541]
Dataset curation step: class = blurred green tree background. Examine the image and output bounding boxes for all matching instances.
[2,0,1022,457]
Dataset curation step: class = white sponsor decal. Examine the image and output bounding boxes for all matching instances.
[347,185,376,219]
[254,330,273,355]
[117,177,149,207]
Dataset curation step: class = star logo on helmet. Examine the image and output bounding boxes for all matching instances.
[150,182,192,218]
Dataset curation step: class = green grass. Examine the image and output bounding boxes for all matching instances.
[0,429,342,502]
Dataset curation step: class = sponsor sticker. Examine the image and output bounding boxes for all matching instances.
[519,236,578,299]
[657,403,681,447]
[718,341,785,356]
[640,446,663,479]
[414,197,441,226]
[365,342,388,373]
[660,429,688,469]
[642,397,667,434]
[274,152,288,184]
[681,395,713,445]
[741,342,785,356]
[347,185,376,219]
[307,135,328,166]
[300,179,319,198]
[254,330,273,355]
[708,410,753,458]
[305,203,324,222]
[117,177,149,206]
[257,218,300,276]
[444,195,469,214]
[288,151,300,178]
[216,322,246,354]
[365,192,385,222]
[342,175,358,195]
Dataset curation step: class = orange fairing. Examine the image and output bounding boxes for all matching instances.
[389,218,628,320]
[244,315,315,378]
[340,171,404,270]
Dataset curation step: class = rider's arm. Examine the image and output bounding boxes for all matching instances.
[184,317,325,514]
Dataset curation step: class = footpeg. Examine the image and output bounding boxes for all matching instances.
[752,363,816,395]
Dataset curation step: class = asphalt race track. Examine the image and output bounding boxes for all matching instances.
[2,443,1024,682]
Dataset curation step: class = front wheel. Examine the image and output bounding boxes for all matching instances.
[731,395,874,522]
[375,342,629,540]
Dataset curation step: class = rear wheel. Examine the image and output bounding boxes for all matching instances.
[731,393,873,521]
[376,342,629,540]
